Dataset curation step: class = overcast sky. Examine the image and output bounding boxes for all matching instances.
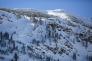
[0,0,92,18]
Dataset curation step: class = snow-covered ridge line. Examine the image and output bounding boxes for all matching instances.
[0,8,52,18]
[47,9,92,29]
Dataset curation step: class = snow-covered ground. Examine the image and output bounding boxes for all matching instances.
[0,8,92,61]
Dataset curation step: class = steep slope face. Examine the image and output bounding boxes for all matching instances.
[0,8,92,61]
[47,9,92,29]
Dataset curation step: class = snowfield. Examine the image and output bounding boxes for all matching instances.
[0,8,92,61]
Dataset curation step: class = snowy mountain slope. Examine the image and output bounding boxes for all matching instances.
[47,9,92,29]
[0,8,92,61]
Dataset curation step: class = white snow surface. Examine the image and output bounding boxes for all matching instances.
[0,8,92,61]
